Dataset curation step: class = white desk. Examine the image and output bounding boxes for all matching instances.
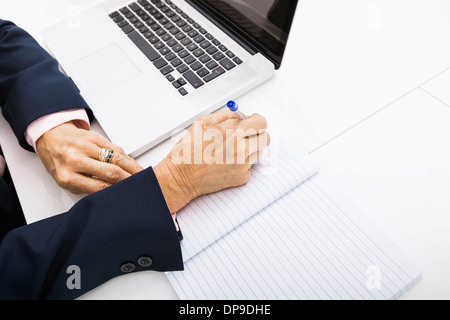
[1,0,450,299]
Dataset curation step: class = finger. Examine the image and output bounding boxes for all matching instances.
[239,113,268,136]
[56,171,112,195]
[76,156,132,185]
[200,109,239,127]
[109,147,144,175]
[83,135,144,174]
[248,151,262,165]
[245,131,271,157]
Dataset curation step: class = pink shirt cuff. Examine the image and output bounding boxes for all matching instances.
[25,109,90,151]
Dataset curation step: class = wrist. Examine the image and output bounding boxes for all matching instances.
[154,158,196,214]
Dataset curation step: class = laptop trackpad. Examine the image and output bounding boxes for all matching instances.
[74,43,140,95]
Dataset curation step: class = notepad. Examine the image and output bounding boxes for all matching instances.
[166,141,422,300]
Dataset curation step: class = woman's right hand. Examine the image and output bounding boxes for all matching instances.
[154,110,270,214]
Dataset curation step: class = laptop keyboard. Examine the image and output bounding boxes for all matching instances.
[109,0,243,96]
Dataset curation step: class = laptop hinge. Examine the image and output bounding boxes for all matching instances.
[185,0,258,56]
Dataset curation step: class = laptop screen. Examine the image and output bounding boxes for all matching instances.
[189,0,299,69]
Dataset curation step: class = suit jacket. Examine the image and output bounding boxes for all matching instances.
[0,19,183,300]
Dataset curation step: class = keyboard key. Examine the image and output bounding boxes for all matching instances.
[177,64,189,73]
[192,23,201,29]
[212,39,221,46]
[175,33,186,40]
[119,7,130,14]
[203,66,225,82]
[146,18,156,26]
[199,28,207,34]
[143,31,154,38]
[206,46,218,55]
[153,57,168,69]
[200,40,211,49]
[191,61,202,71]
[181,37,192,46]
[225,51,235,58]
[199,54,211,63]
[148,36,159,44]
[136,10,146,17]
[161,34,172,41]
[133,21,144,29]
[151,24,161,31]
[186,43,198,51]
[194,35,205,43]
[139,26,149,34]
[193,48,205,58]
[160,65,174,75]
[183,70,204,89]
[113,15,124,23]
[187,30,199,38]
[219,58,236,70]
[165,52,176,61]
[122,25,134,34]
[164,22,174,29]
[154,41,165,49]
[179,88,188,96]
[166,39,177,47]
[129,3,141,12]
[184,55,196,65]
[171,58,183,67]
[166,74,175,82]
[178,49,189,58]
[177,78,187,86]
[212,52,225,61]
[170,28,180,35]
[156,28,166,36]
[176,20,187,28]
[197,67,210,78]
[233,57,243,65]
[110,11,120,19]
[159,18,169,25]
[172,80,181,89]
[182,25,193,33]
[172,44,183,52]
[205,60,218,70]
[128,31,161,61]
[159,46,170,55]
[117,20,129,28]
[205,33,214,40]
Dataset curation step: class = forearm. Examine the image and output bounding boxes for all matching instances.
[0,19,93,151]
[0,167,183,300]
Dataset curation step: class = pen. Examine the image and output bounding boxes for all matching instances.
[227,100,248,120]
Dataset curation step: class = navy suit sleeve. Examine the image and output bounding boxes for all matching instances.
[0,167,184,300]
[0,19,94,151]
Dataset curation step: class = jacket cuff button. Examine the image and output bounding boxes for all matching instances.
[120,262,136,273]
[138,256,153,267]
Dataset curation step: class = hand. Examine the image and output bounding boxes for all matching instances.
[36,121,144,194]
[154,110,270,214]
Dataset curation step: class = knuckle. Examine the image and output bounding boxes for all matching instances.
[106,166,124,182]
[55,170,71,187]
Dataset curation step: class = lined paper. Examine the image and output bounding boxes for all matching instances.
[176,141,319,262]
[166,142,421,300]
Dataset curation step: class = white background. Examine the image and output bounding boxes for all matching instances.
[1,0,450,299]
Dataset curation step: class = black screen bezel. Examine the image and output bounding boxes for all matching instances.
[188,0,299,69]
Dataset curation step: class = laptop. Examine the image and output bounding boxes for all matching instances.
[42,0,299,158]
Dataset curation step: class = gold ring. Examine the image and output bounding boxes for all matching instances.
[99,148,114,164]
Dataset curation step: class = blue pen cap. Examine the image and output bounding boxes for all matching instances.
[227,100,239,112]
